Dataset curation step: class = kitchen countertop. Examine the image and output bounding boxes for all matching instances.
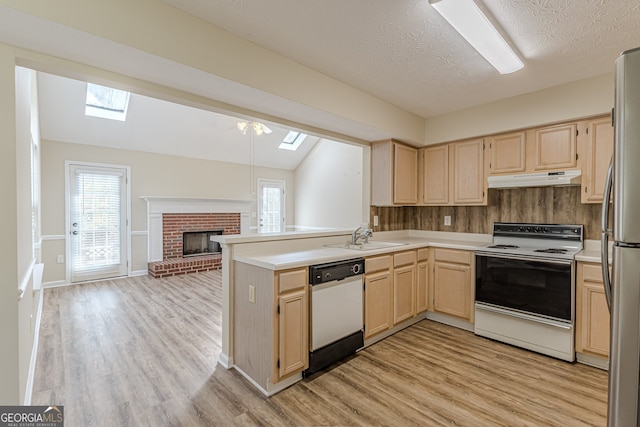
[233,232,491,270]
[575,240,612,263]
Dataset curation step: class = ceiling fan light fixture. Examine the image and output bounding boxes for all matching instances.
[236,121,249,135]
[430,0,523,74]
[237,120,272,135]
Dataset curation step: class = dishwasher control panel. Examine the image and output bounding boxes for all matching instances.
[309,258,365,285]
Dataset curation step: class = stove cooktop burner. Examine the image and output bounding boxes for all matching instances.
[487,244,520,249]
[534,248,569,254]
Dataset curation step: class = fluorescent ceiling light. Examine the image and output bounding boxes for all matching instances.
[85,83,130,121]
[279,131,307,151]
[430,0,523,74]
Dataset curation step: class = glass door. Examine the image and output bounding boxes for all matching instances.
[258,179,285,233]
[68,163,128,282]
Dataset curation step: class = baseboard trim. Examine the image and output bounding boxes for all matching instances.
[43,280,68,289]
[218,352,233,369]
[24,287,44,405]
[129,270,148,277]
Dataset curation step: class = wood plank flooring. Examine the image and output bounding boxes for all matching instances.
[32,271,608,426]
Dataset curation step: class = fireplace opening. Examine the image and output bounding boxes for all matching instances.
[182,230,223,257]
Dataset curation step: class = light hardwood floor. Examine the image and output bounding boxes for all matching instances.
[32,271,608,426]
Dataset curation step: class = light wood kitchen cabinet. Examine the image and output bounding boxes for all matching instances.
[275,268,309,381]
[416,248,429,313]
[576,261,610,359]
[582,116,614,203]
[419,139,486,206]
[364,255,393,338]
[452,138,486,205]
[371,139,417,206]
[393,251,417,325]
[233,263,308,391]
[488,131,526,175]
[431,248,473,322]
[531,122,577,171]
[419,145,449,205]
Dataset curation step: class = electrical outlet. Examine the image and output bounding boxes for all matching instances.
[249,285,256,304]
[373,215,379,226]
[444,216,452,226]
[57,255,64,264]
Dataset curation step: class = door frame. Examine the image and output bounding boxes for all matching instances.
[64,160,131,283]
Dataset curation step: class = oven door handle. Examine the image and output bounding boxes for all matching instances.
[476,303,572,329]
[475,251,572,265]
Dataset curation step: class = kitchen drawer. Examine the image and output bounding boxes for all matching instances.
[278,268,307,293]
[417,248,429,262]
[394,251,417,268]
[366,255,392,273]
[434,248,471,265]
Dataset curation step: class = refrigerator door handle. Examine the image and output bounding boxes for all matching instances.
[601,156,613,311]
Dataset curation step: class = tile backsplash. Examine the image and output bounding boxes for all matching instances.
[371,186,603,240]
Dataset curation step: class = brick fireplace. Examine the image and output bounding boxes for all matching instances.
[142,197,251,278]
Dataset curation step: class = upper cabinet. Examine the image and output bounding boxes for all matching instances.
[452,139,486,205]
[531,123,577,171]
[420,145,449,205]
[582,116,614,203]
[419,139,486,206]
[371,140,417,206]
[487,132,526,175]
[370,116,609,207]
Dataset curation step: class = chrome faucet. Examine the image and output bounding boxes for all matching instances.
[352,226,373,245]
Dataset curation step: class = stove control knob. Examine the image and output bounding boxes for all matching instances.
[526,226,532,232]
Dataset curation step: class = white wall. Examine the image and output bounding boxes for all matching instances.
[40,140,295,282]
[294,140,364,228]
[425,73,614,144]
[0,50,40,405]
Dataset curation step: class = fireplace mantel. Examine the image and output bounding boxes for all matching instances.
[141,196,252,262]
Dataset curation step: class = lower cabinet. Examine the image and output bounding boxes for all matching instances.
[364,250,423,339]
[431,248,473,322]
[576,261,610,359]
[275,268,309,381]
[364,255,393,338]
[233,262,309,392]
[393,251,417,325]
[416,248,429,314]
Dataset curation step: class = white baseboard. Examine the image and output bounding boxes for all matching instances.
[129,270,148,277]
[24,287,44,405]
[43,280,68,289]
[218,352,233,369]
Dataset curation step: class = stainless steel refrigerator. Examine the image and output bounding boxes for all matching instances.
[602,46,640,426]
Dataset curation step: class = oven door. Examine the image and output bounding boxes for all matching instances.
[475,252,573,321]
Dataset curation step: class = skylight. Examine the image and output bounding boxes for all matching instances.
[279,131,307,151]
[85,83,131,121]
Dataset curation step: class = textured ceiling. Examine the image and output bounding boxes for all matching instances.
[162,0,640,117]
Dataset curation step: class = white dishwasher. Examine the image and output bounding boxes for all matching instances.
[304,258,364,377]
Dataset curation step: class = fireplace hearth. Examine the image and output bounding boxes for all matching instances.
[183,230,223,257]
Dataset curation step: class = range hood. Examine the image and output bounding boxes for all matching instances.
[487,170,582,189]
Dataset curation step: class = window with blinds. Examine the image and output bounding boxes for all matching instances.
[72,169,123,274]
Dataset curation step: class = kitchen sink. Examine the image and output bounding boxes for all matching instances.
[325,241,407,251]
